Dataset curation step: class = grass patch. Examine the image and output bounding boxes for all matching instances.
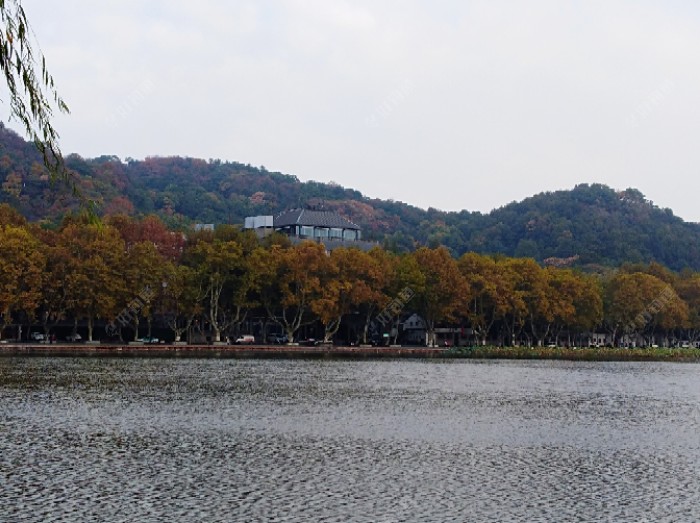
[443,345,700,362]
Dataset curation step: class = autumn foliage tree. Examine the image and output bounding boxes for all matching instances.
[0,224,44,338]
[459,253,512,345]
[59,223,124,342]
[260,241,327,343]
[410,247,469,346]
[39,234,75,337]
[121,241,166,340]
[675,273,700,342]
[3,211,700,348]
[184,239,244,343]
[604,271,687,345]
[108,214,184,261]
[160,262,204,343]
[311,247,385,343]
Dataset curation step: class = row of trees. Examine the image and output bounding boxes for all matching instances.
[1,206,699,346]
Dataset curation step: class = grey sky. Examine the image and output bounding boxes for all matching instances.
[12,1,700,221]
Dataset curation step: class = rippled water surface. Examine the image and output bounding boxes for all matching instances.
[2,358,700,522]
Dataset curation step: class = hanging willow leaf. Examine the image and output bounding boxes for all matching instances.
[0,0,71,183]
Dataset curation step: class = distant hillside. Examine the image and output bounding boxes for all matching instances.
[466,186,700,269]
[1,123,699,270]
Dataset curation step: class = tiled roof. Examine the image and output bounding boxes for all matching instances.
[274,209,360,230]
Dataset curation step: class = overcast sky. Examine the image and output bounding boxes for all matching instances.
[12,1,700,221]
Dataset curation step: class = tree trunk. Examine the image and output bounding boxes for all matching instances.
[391,317,401,345]
[285,325,296,344]
[426,319,436,347]
[132,316,140,341]
[168,314,192,343]
[323,317,341,343]
[362,309,374,344]
[87,315,93,342]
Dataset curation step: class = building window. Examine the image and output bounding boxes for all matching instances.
[300,226,314,237]
[315,227,329,238]
[343,229,357,241]
[329,228,343,239]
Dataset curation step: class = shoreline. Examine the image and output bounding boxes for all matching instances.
[1,344,700,362]
[0,344,448,359]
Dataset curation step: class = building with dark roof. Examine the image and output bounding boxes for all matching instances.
[272,209,361,241]
[244,209,374,251]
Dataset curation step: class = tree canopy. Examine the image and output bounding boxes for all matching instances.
[2,208,700,349]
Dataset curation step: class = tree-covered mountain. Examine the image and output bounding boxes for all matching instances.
[463,186,700,270]
[0,123,698,271]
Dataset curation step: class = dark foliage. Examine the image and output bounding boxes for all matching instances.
[1,124,698,270]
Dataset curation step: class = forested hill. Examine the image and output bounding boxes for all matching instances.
[471,186,700,270]
[1,123,699,270]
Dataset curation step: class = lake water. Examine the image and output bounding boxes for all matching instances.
[1,358,700,522]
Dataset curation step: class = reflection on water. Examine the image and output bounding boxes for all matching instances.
[2,358,700,522]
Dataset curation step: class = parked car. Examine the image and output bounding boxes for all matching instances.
[30,332,45,342]
[268,335,289,344]
[234,335,255,344]
[299,338,321,346]
[66,333,82,342]
[136,336,159,344]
